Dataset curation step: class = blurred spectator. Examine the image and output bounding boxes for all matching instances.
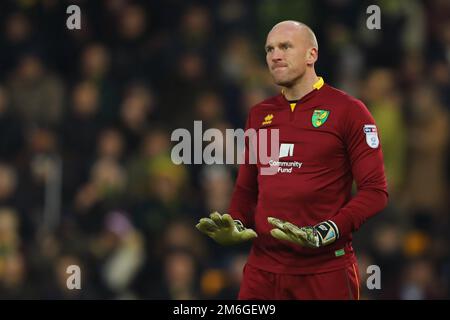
[430,60,450,107]
[118,82,156,155]
[159,50,213,129]
[0,85,24,161]
[213,253,247,299]
[0,12,35,79]
[400,258,444,300]
[362,68,407,198]
[0,164,18,207]
[15,127,62,234]
[8,53,64,129]
[200,165,234,214]
[370,223,405,299]
[126,127,171,201]
[63,81,102,157]
[160,248,202,299]
[215,0,254,34]
[81,43,111,82]
[131,154,189,239]
[404,85,449,214]
[111,4,150,83]
[61,81,102,205]
[80,43,119,123]
[96,128,125,162]
[161,219,208,263]
[194,91,224,128]
[100,211,145,299]
[0,207,32,298]
[74,158,127,235]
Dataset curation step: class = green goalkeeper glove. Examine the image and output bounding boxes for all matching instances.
[268,217,339,248]
[196,212,257,246]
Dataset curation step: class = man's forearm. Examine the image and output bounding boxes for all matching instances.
[332,187,388,238]
[228,183,257,228]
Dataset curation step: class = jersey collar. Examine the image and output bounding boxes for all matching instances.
[281,76,325,100]
[312,76,324,90]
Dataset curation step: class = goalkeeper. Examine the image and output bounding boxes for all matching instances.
[196,21,388,300]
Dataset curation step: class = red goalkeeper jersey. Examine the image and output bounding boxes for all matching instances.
[229,78,388,274]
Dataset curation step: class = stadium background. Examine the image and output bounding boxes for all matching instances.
[0,0,449,299]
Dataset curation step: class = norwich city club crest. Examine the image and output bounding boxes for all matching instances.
[311,110,330,128]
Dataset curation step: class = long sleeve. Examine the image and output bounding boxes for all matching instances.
[228,114,258,228]
[332,99,389,237]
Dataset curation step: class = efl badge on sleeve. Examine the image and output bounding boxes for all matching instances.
[311,110,330,128]
[363,124,379,148]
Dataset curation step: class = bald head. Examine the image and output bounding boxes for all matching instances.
[265,20,319,87]
[269,21,318,50]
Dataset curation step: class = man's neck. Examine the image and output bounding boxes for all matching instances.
[282,72,320,101]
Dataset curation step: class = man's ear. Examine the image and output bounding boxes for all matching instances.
[306,47,318,65]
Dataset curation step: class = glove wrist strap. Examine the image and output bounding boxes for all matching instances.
[314,220,339,246]
[234,219,245,232]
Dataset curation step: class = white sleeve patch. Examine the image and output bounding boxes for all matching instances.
[363,124,379,148]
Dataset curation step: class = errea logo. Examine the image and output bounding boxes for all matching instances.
[262,114,274,125]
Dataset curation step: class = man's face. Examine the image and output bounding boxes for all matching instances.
[265,25,311,87]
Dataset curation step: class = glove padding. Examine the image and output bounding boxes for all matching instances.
[268,217,339,248]
[196,212,257,246]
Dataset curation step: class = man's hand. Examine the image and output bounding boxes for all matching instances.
[196,212,257,246]
[268,217,339,248]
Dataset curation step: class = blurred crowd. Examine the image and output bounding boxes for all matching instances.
[0,0,449,299]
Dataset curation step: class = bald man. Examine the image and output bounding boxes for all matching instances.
[196,21,388,300]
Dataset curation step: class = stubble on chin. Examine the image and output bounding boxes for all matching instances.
[272,70,304,88]
[273,76,294,87]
